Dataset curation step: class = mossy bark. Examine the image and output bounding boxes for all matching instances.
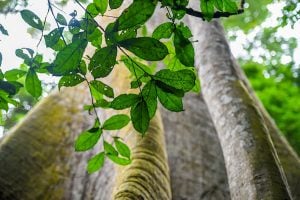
[194,19,291,199]
[0,86,92,199]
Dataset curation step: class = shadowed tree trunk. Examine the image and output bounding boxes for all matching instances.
[162,93,231,200]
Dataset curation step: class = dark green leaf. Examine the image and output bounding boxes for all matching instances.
[44,28,64,48]
[131,80,142,88]
[0,81,18,95]
[75,129,102,151]
[200,0,214,21]
[4,69,26,81]
[68,18,81,34]
[87,28,102,48]
[25,68,42,98]
[152,22,174,40]
[94,0,108,15]
[79,60,87,75]
[87,152,105,174]
[154,69,196,92]
[15,49,31,62]
[20,10,44,30]
[110,94,139,110]
[131,99,149,134]
[142,81,157,119]
[104,141,118,156]
[0,52,2,66]
[119,37,168,61]
[157,85,183,112]
[58,74,84,89]
[174,29,194,67]
[102,114,130,130]
[48,39,88,76]
[90,46,117,78]
[109,0,123,9]
[56,13,67,26]
[107,154,131,165]
[90,80,114,98]
[114,138,131,159]
[116,0,156,30]
[0,24,8,35]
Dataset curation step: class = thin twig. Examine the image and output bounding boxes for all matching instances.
[48,0,67,45]
[37,7,50,47]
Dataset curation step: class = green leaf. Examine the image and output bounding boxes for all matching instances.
[102,114,130,130]
[214,0,224,11]
[94,0,108,15]
[107,154,131,165]
[223,0,238,13]
[87,28,102,48]
[0,52,2,66]
[20,10,44,30]
[78,60,87,75]
[4,69,26,81]
[109,0,123,9]
[87,152,105,174]
[114,138,131,159]
[44,28,64,49]
[25,68,42,98]
[131,99,149,134]
[116,0,156,30]
[58,74,84,89]
[174,29,194,67]
[152,22,174,40]
[75,129,102,151]
[0,24,8,35]
[90,80,114,98]
[86,3,100,18]
[90,46,117,78]
[200,0,214,21]
[15,49,31,62]
[104,141,118,156]
[156,85,183,112]
[122,57,153,81]
[56,13,67,26]
[154,69,196,92]
[0,81,19,96]
[48,39,88,76]
[142,81,157,119]
[110,94,139,110]
[119,37,168,61]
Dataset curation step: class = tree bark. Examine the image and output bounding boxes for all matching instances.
[193,19,292,199]
[162,93,231,200]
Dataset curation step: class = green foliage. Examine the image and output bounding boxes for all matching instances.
[102,114,130,130]
[0,0,243,173]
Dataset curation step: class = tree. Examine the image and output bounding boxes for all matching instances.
[0,0,299,199]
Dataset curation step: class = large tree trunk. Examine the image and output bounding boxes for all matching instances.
[194,19,292,199]
[162,93,231,200]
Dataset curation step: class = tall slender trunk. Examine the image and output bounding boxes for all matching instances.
[193,19,291,199]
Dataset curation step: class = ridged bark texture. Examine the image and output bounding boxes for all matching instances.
[112,111,171,200]
[162,93,231,200]
[232,59,300,199]
[106,62,171,200]
[194,19,291,199]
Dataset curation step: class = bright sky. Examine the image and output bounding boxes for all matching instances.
[0,1,299,137]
